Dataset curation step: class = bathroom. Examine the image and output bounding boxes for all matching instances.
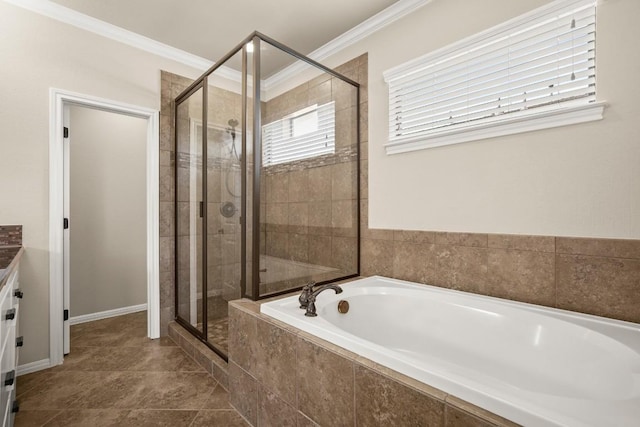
[1,0,639,425]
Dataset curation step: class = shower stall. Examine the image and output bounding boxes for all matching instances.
[174,32,360,360]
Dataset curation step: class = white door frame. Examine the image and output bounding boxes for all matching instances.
[49,88,160,367]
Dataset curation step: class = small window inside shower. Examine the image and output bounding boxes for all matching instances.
[262,101,335,166]
[290,106,318,137]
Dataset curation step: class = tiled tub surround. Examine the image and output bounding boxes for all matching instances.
[259,276,640,426]
[361,232,640,324]
[228,298,520,427]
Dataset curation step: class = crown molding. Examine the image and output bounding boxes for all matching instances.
[2,0,241,82]
[263,0,432,93]
[4,0,432,93]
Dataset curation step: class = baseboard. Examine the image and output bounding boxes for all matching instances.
[69,303,147,325]
[18,358,52,376]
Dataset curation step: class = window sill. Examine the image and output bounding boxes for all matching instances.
[384,102,607,155]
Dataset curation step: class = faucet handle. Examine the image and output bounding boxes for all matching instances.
[299,281,316,309]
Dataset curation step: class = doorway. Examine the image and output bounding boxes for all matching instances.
[64,105,148,353]
[49,89,160,366]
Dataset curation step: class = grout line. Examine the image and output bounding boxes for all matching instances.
[555,251,640,261]
[352,362,357,427]
[39,410,64,427]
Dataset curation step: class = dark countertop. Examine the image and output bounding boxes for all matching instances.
[0,245,23,288]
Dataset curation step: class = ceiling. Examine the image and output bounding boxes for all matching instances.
[49,0,401,71]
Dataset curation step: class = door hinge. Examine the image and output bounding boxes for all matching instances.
[63,127,69,138]
[63,309,69,321]
[63,218,69,229]
[4,370,15,387]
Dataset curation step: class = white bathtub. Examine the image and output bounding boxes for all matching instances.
[260,276,640,427]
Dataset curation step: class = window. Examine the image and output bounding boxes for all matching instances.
[291,108,318,137]
[383,0,604,154]
[262,101,335,166]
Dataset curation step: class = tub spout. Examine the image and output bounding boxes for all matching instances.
[304,285,343,317]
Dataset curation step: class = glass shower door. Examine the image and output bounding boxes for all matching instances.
[174,45,248,359]
[172,33,359,358]
[175,85,205,333]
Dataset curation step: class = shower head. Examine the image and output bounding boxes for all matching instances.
[225,118,241,162]
[226,118,238,142]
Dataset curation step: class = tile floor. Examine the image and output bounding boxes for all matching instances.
[15,311,248,426]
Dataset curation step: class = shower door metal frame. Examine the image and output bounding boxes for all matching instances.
[174,79,218,358]
[173,31,361,360]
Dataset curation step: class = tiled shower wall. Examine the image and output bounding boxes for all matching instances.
[259,63,360,289]
[160,55,640,336]
[159,71,191,335]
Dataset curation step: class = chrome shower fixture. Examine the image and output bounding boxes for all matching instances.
[227,118,239,141]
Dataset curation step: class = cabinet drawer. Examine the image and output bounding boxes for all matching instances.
[0,286,12,362]
[0,295,16,358]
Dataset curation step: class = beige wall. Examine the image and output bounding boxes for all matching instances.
[69,106,147,317]
[314,0,640,239]
[0,2,201,365]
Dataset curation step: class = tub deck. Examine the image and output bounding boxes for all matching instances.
[261,276,640,427]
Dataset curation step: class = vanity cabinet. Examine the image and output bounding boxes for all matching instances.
[0,256,22,427]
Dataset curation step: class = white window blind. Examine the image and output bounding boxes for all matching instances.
[262,101,335,166]
[383,0,602,154]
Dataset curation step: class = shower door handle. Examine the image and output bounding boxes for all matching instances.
[199,201,204,218]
